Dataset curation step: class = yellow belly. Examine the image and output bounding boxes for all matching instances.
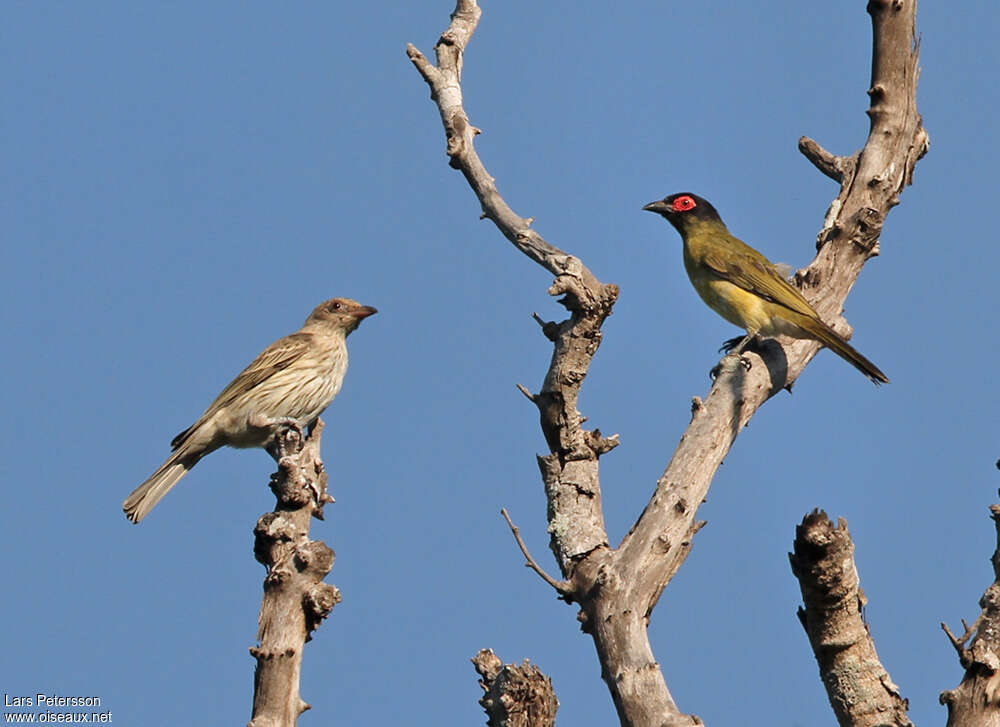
[691,275,767,333]
[688,273,810,339]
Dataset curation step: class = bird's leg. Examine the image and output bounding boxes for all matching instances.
[250,414,306,461]
[719,334,757,355]
[710,354,753,381]
[249,413,305,436]
[713,334,757,379]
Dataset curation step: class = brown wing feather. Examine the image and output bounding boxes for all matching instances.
[171,332,313,449]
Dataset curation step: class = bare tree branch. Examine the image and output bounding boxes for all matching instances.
[409,2,925,726]
[410,6,692,725]
[473,649,559,727]
[798,136,854,183]
[790,511,913,727]
[501,508,573,596]
[618,0,927,614]
[408,0,623,586]
[940,502,1000,727]
[249,421,340,727]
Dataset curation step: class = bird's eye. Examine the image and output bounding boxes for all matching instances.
[673,195,696,212]
[331,301,342,310]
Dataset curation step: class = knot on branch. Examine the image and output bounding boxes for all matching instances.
[473,649,504,682]
[789,510,858,605]
[254,522,334,590]
[249,645,297,661]
[257,541,332,595]
[585,429,620,456]
[294,540,336,579]
[794,267,823,290]
[866,0,905,17]
[304,583,342,636]
[253,512,298,567]
[549,271,590,312]
[530,312,560,342]
[547,265,618,316]
[816,223,843,250]
[866,83,888,108]
[473,649,559,727]
[268,423,330,518]
[853,207,885,254]
[445,112,479,168]
[914,125,931,162]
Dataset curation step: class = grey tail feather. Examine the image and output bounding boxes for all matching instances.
[123,450,197,523]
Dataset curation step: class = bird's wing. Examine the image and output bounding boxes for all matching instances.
[700,247,818,318]
[170,332,313,449]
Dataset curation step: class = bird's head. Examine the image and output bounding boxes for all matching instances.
[643,193,724,237]
[305,298,378,334]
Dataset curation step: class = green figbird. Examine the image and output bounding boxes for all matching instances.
[643,192,888,384]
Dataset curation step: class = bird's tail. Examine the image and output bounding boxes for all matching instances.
[123,446,202,523]
[798,316,889,385]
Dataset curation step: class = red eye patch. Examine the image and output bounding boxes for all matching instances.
[672,195,696,212]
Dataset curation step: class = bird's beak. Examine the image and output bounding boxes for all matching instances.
[643,200,670,214]
[353,306,378,319]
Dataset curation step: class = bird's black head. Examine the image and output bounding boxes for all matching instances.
[643,193,724,236]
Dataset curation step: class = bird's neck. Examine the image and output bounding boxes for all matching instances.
[678,217,728,241]
[301,324,348,341]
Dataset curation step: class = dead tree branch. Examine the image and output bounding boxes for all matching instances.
[409,2,924,726]
[790,511,913,727]
[501,508,573,596]
[473,649,559,727]
[249,421,340,727]
[409,5,692,724]
[939,502,1000,727]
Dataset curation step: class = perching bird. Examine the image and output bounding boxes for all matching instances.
[643,193,888,384]
[123,297,377,523]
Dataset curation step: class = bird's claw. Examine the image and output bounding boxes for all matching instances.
[250,414,304,439]
[719,336,743,354]
[719,334,759,355]
[280,419,305,441]
[710,352,751,381]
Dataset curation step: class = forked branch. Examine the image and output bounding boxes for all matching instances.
[409,2,925,726]
[939,502,1000,726]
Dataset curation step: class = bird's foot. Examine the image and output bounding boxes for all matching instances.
[710,352,752,381]
[252,415,306,461]
[277,418,305,440]
[719,334,760,355]
[249,414,304,437]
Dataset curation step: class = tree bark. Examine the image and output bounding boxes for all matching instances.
[249,421,340,727]
[408,2,926,726]
[473,649,559,727]
[790,511,913,727]
[939,503,1000,727]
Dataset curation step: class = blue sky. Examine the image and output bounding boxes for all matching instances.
[3,1,997,725]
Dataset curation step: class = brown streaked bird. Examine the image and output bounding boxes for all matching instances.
[643,192,888,384]
[123,298,377,523]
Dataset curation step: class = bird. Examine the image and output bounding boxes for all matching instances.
[643,192,888,384]
[123,297,377,523]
